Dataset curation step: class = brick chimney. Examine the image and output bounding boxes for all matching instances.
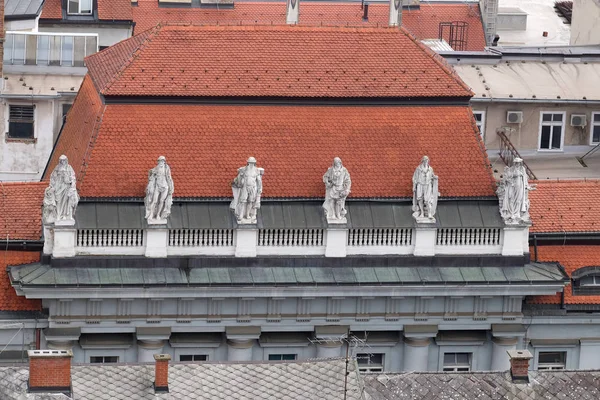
[154,354,171,393]
[27,350,73,393]
[507,349,532,383]
[389,0,403,27]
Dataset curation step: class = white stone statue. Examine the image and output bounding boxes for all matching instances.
[230,157,264,224]
[44,155,79,223]
[144,156,174,224]
[322,157,351,223]
[412,156,439,223]
[497,158,536,225]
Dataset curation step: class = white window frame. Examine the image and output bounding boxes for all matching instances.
[267,353,298,361]
[536,351,566,371]
[67,0,93,15]
[84,349,126,364]
[590,112,600,145]
[473,110,486,139]
[532,346,576,370]
[179,354,209,362]
[538,111,566,151]
[356,353,384,373]
[441,352,472,372]
[6,103,36,140]
[580,275,600,286]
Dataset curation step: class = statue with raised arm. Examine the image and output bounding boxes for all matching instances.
[230,157,264,224]
[323,157,351,223]
[497,158,536,225]
[145,156,174,223]
[45,155,79,223]
[412,156,439,223]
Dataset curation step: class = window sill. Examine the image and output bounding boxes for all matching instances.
[5,136,37,144]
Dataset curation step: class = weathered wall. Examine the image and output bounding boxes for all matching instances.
[473,102,600,153]
[38,25,132,48]
[570,0,600,46]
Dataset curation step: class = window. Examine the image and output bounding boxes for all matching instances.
[68,0,92,14]
[356,353,384,373]
[90,356,119,363]
[179,354,208,362]
[537,351,566,370]
[442,353,471,372]
[580,275,600,286]
[591,113,600,144]
[268,354,297,361]
[473,111,485,138]
[539,112,565,150]
[61,36,74,66]
[8,105,35,139]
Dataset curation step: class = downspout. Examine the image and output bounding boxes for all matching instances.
[533,234,538,262]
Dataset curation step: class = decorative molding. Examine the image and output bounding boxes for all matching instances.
[385,297,403,321]
[444,297,461,321]
[473,296,490,321]
[296,298,312,322]
[237,298,253,323]
[85,299,102,324]
[147,299,163,323]
[502,296,522,320]
[208,298,223,323]
[326,297,344,322]
[116,299,133,323]
[267,298,284,322]
[177,298,193,323]
[55,299,72,324]
[356,297,372,322]
[415,297,432,321]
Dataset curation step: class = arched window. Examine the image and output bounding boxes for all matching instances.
[572,267,600,295]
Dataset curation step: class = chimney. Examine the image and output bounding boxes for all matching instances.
[286,0,299,25]
[154,354,171,393]
[363,3,369,21]
[27,350,72,393]
[507,350,532,383]
[389,0,403,27]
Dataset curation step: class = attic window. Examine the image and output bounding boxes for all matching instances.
[68,0,92,15]
[7,105,35,139]
[572,267,600,295]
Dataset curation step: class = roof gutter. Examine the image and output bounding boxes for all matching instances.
[529,232,600,245]
[1,240,44,251]
[472,98,600,105]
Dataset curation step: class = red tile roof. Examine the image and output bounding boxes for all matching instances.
[0,182,46,241]
[45,75,105,187]
[529,246,600,305]
[85,25,472,98]
[0,251,42,311]
[46,104,495,199]
[131,2,487,51]
[529,180,600,233]
[41,0,132,21]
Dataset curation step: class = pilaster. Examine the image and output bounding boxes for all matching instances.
[234,225,258,257]
[413,223,436,257]
[145,223,168,258]
[403,325,438,371]
[226,326,260,361]
[501,223,530,256]
[325,223,348,257]
[52,220,76,258]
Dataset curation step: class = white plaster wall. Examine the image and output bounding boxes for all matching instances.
[38,25,132,48]
[0,99,55,181]
[5,16,39,32]
[570,0,600,45]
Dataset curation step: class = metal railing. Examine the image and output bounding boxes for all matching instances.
[3,31,98,67]
[497,128,537,180]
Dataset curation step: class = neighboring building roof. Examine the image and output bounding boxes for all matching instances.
[40,0,133,21]
[0,251,42,311]
[45,104,495,199]
[0,182,46,241]
[451,58,600,101]
[0,358,363,400]
[131,2,487,51]
[85,25,472,98]
[363,370,600,400]
[4,0,44,19]
[9,256,567,288]
[529,180,600,233]
[529,245,600,305]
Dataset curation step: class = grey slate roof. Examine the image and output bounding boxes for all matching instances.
[9,257,568,287]
[74,200,503,230]
[4,0,44,19]
[0,358,363,400]
[362,370,600,400]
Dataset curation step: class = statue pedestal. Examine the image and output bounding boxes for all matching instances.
[53,220,76,258]
[325,222,348,258]
[501,222,531,256]
[145,223,168,258]
[235,225,258,257]
[413,222,437,257]
[43,224,54,255]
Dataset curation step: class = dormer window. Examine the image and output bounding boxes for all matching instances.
[68,0,92,15]
[572,267,600,295]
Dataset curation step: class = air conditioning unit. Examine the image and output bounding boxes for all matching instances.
[506,111,523,124]
[571,114,587,127]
